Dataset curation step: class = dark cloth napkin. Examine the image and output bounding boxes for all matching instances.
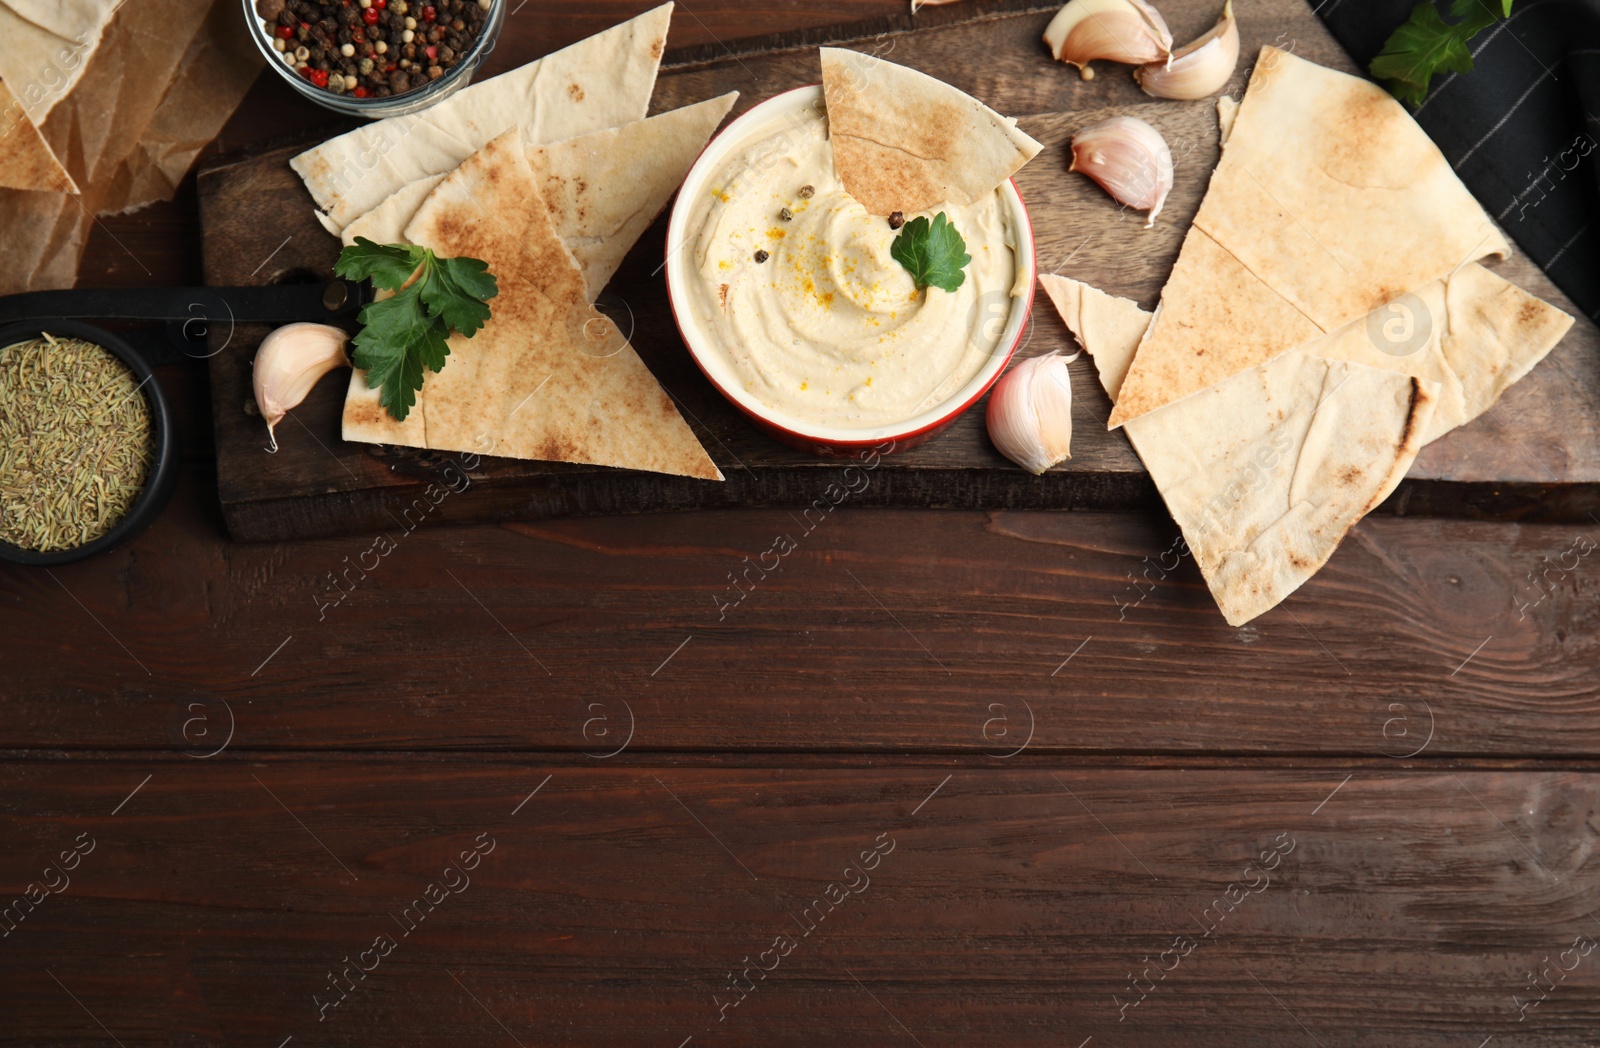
[1317,0,1600,322]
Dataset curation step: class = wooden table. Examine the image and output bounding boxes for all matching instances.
[4,2,1599,1045]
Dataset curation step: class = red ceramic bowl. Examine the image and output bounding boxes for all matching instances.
[664,85,1038,458]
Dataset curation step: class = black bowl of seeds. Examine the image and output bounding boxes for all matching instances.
[0,321,179,566]
[245,0,504,119]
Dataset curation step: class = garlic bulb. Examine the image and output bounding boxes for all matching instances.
[1043,0,1172,80]
[252,322,351,452]
[1070,115,1175,228]
[1135,0,1238,100]
[986,351,1080,475]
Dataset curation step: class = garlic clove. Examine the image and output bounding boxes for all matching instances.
[986,351,1080,475]
[251,322,352,452]
[1134,0,1238,100]
[1043,0,1173,80]
[1070,115,1175,228]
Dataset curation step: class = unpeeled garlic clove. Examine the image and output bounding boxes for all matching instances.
[252,322,351,452]
[1043,0,1173,80]
[1070,115,1175,228]
[1135,0,1238,100]
[986,351,1080,475]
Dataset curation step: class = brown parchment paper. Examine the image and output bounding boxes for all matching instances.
[0,0,262,294]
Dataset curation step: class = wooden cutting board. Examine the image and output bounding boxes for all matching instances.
[197,0,1600,543]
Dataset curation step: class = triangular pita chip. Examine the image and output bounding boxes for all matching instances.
[293,3,673,232]
[820,47,1041,216]
[0,78,77,193]
[340,174,445,249]
[1289,263,1571,443]
[1215,96,1239,145]
[526,92,738,302]
[1108,47,1510,428]
[1042,273,1438,625]
[342,129,721,481]
[341,93,739,304]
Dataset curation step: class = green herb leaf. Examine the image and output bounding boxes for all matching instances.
[890,212,972,293]
[334,241,499,422]
[335,238,427,291]
[424,255,497,337]
[1371,0,1512,107]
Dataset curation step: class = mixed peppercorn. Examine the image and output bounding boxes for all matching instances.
[255,0,491,100]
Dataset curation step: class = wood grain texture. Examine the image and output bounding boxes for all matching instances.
[2,761,1599,1046]
[6,464,1597,755]
[197,0,1600,543]
[16,2,1600,1045]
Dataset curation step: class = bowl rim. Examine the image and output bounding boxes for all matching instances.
[0,321,179,567]
[663,83,1038,450]
[242,0,506,119]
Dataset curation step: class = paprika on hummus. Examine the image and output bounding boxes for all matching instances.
[685,105,1025,430]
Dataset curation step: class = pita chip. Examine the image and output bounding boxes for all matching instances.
[1108,48,1510,428]
[527,92,738,301]
[1042,273,1437,625]
[293,3,673,232]
[1292,263,1572,443]
[1216,96,1238,145]
[342,93,739,304]
[343,129,721,481]
[340,174,446,249]
[1037,274,1148,400]
[0,78,77,192]
[820,47,1042,215]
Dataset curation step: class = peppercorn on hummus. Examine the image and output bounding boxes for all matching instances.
[685,105,1025,429]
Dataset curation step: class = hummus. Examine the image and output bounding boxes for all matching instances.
[687,104,1023,430]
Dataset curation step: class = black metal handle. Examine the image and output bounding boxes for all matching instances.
[0,280,370,327]
[0,280,372,365]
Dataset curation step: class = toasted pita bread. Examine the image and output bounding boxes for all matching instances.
[340,174,445,250]
[341,93,739,304]
[1216,96,1238,145]
[1108,48,1510,428]
[342,129,721,481]
[819,47,1041,216]
[1292,264,1572,443]
[1041,273,1434,625]
[0,78,77,192]
[294,3,673,232]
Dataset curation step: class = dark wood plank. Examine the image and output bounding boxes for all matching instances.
[196,0,1600,543]
[5,467,1596,755]
[2,760,1597,1045]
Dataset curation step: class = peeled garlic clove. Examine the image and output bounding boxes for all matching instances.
[1070,115,1175,229]
[986,351,1080,475]
[252,322,351,452]
[1135,0,1238,100]
[1044,0,1173,80]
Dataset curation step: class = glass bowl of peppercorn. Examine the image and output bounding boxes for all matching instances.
[245,0,504,119]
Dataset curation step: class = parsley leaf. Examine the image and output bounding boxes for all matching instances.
[334,239,426,290]
[890,212,973,293]
[1371,0,1513,107]
[334,238,499,422]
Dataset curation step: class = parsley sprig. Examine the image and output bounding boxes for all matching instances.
[1371,0,1513,107]
[334,237,499,422]
[890,212,972,293]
